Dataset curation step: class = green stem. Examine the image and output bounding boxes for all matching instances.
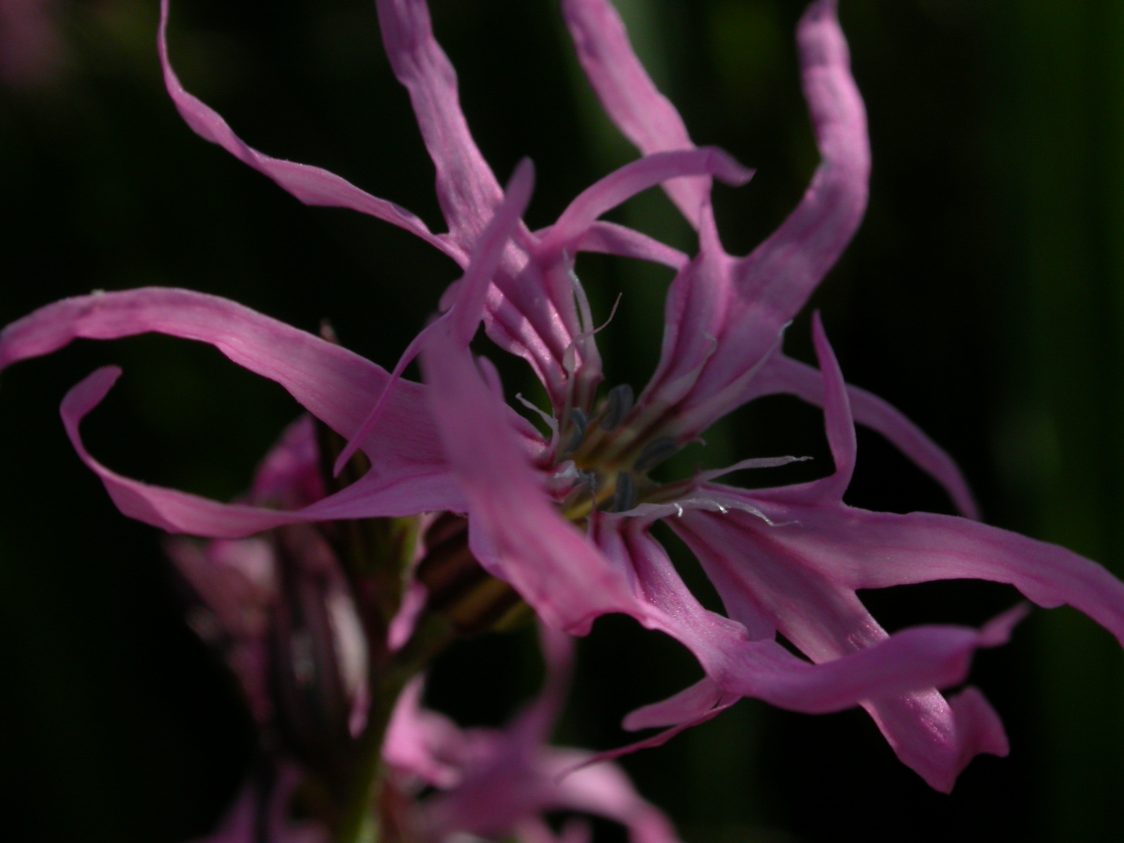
[333,614,458,843]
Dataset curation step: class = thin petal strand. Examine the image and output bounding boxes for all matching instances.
[158,0,459,262]
[561,0,710,224]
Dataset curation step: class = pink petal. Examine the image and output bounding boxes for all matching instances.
[541,148,752,256]
[728,0,869,345]
[745,350,979,518]
[59,367,463,537]
[331,160,537,475]
[595,514,1014,790]
[0,288,442,472]
[0,287,465,535]
[745,503,1124,650]
[622,678,736,732]
[383,679,467,788]
[158,0,460,263]
[375,0,585,406]
[561,0,709,225]
[674,506,1020,791]
[638,0,871,436]
[249,416,325,508]
[568,221,688,270]
[421,328,640,635]
[536,751,682,843]
[373,0,504,242]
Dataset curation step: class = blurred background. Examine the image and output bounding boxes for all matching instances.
[2,0,1122,840]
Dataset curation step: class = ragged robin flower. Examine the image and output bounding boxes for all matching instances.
[1,0,1122,807]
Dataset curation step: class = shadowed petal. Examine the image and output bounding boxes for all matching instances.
[595,514,1017,790]
[331,160,537,475]
[419,184,640,632]
[569,222,688,270]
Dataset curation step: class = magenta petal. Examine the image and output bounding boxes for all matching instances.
[534,754,682,843]
[421,329,639,634]
[745,350,979,518]
[561,0,709,225]
[59,367,463,537]
[332,159,536,475]
[447,159,537,344]
[158,0,460,263]
[0,288,444,471]
[865,687,1010,793]
[753,504,1124,650]
[568,221,689,270]
[730,0,869,332]
[717,609,1022,715]
[622,678,735,732]
[541,148,752,256]
[374,0,503,242]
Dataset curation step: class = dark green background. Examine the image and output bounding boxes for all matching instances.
[2,1,1122,840]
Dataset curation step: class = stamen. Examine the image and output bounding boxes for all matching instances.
[602,383,635,430]
[562,408,589,456]
[611,472,637,513]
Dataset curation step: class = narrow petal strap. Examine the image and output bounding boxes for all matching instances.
[0,287,442,469]
[59,367,464,538]
[562,0,710,225]
[158,0,461,263]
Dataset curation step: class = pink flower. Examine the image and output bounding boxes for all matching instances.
[384,627,681,843]
[173,423,677,842]
[2,0,1123,797]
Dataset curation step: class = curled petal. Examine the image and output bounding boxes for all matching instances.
[1,287,462,535]
[59,367,462,537]
[541,148,752,256]
[561,0,709,225]
[730,0,870,333]
[664,502,1027,789]
[747,504,1124,650]
[158,0,460,262]
[374,0,504,241]
[0,288,443,471]
[744,350,979,518]
[594,515,1017,789]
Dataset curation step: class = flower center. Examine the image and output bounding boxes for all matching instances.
[548,383,683,520]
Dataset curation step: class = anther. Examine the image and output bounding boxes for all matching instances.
[611,472,637,513]
[633,436,679,473]
[562,408,589,456]
[602,384,635,431]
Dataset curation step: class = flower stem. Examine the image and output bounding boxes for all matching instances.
[333,614,458,843]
